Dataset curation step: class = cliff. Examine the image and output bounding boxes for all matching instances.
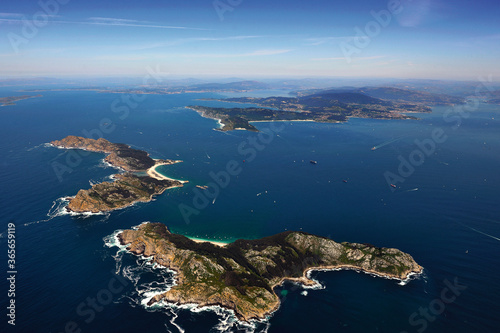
[67,174,182,213]
[51,135,174,171]
[118,222,422,322]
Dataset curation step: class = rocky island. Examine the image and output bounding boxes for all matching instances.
[118,222,423,322]
[51,136,186,213]
[189,91,431,131]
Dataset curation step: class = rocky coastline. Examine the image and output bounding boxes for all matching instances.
[51,136,185,213]
[118,222,423,322]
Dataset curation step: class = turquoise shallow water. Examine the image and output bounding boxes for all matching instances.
[0,87,499,332]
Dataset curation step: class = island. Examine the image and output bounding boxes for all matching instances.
[189,91,432,131]
[0,94,42,106]
[118,222,423,322]
[50,136,186,213]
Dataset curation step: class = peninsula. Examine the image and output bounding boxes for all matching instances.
[189,91,431,131]
[51,136,186,213]
[118,222,423,322]
[0,94,42,106]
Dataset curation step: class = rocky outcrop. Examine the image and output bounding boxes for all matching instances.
[67,174,182,213]
[118,222,423,322]
[51,136,177,171]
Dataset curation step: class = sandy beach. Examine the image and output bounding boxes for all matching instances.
[188,237,228,247]
[147,161,188,183]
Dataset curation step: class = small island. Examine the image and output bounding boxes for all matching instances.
[0,94,42,106]
[51,136,186,213]
[189,91,431,131]
[118,222,423,322]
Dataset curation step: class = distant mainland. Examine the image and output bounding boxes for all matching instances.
[188,87,465,131]
[0,94,42,106]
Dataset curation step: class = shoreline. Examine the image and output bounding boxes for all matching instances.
[115,225,423,323]
[249,119,316,123]
[146,160,188,183]
[185,106,226,129]
[272,264,423,290]
[187,236,228,247]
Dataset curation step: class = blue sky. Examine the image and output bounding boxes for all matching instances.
[1,0,499,79]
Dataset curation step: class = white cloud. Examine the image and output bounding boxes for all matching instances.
[0,12,24,18]
[396,0,432,27]
[0,16,208,30]
[306,36,369,46]
[87,17,141,24]
[311,55,386,61]
[131,36,263,50]
[184,49,293,58]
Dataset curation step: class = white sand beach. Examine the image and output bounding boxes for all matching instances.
[147,161,188,183]
[188,237,228,247]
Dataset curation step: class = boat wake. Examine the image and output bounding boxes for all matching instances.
[460,223,500,242]
[371,136,406,151]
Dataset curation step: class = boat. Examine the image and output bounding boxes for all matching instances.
[390,184,397,188]
[371,147,376,151]
[310,160,317,165]
[196,185,209,190]
[343,180,348,183]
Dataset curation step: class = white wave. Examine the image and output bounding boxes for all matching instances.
[398,269,424,286]
[24,196,111,226]
[105,224,273,333]
[98,158,123,172]
[26,142,49,151]
[305,266,423,287]
[103,229,126,250]
[24,197,71,226]
[165,308,185,333]
[105,173,118,181]
[300,291,308,296]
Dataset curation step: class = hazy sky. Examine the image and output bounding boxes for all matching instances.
[1,0,499,79]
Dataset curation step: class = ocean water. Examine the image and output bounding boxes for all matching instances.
[0,87,499,332]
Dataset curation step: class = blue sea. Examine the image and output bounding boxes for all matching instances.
[0,87,499,332]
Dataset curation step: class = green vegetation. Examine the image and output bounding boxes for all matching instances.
[67,174,182,213]
[190,91,429,131]
[119,222,422,321]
